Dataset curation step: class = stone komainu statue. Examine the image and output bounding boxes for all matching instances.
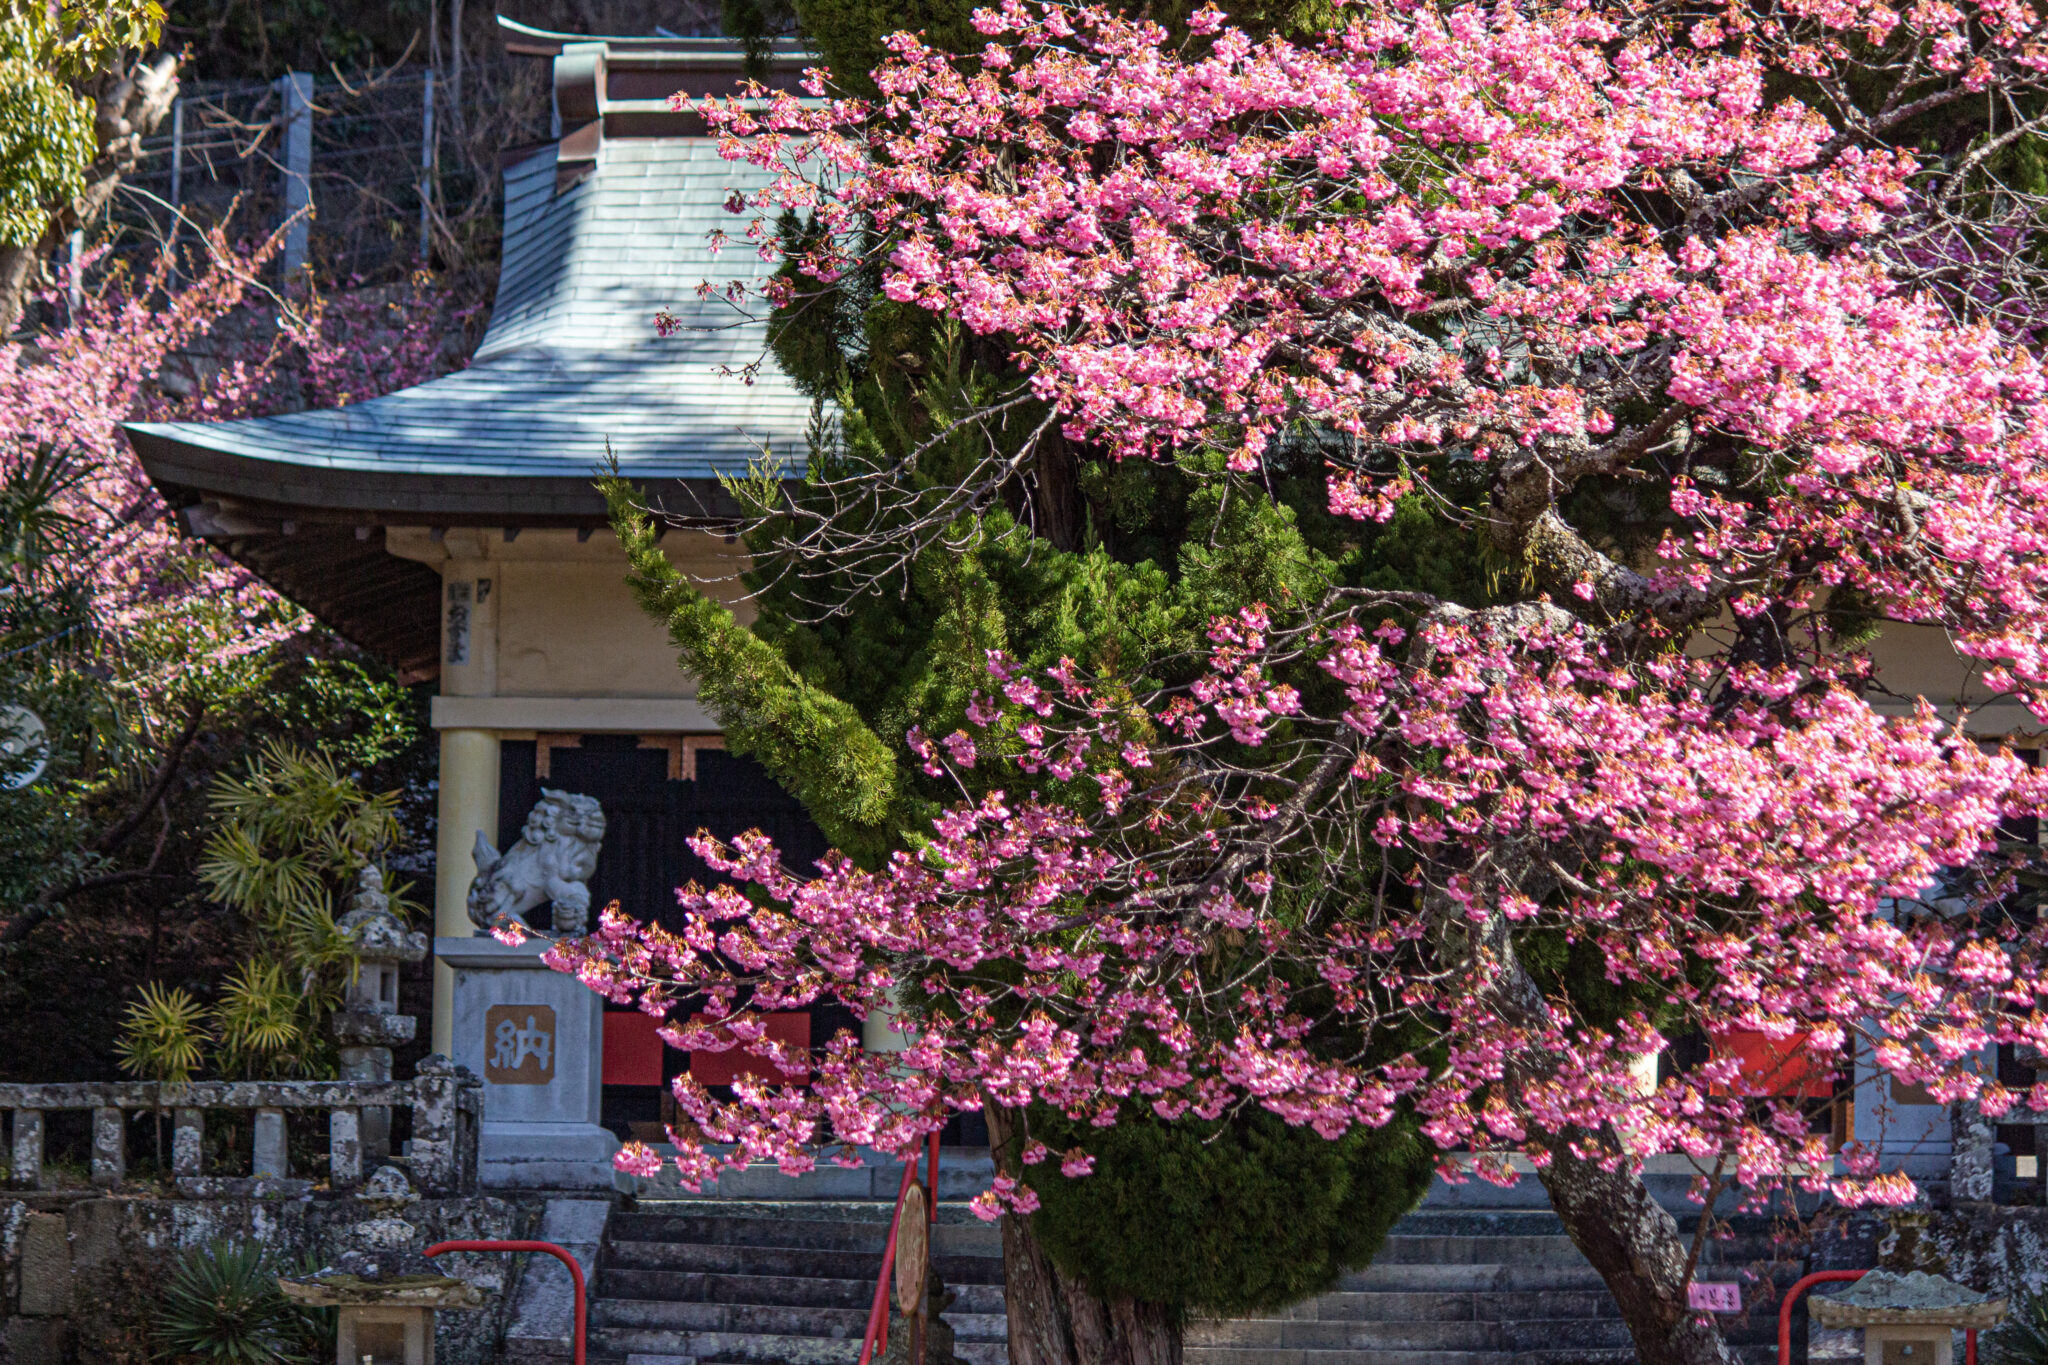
[467,789,606,935]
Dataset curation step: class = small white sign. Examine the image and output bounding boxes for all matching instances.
[1689,1282,1742,1313]
[0,705,47,789]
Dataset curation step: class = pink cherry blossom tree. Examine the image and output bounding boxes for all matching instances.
[553,3,2048,1363]
[0,236,463,944]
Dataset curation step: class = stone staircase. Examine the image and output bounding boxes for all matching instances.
[1185,1210,1633,1365]
[588,1199,1010,1365]
[591,1164,1801,1365]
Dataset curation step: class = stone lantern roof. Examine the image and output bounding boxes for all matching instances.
[337,867,429,965]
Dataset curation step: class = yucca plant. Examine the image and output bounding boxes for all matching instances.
[115,982,210,1083]
[1984,1291,2048,1365]
[152,1239,303,1365]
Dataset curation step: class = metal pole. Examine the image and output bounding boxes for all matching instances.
[66,230,81,320]
[424,1241,585,1365]
[1778,1269,1865,1365]
[275,72,313,279]
[168,98,183,212]
[418,72,435,261]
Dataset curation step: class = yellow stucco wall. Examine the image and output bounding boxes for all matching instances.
[389,524,754,1052]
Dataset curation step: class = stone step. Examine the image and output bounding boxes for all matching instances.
[1371,1235,1582,1266]
[612,1209,1003,1256]
[1229,1290,1620,1324]
[1390,1211,1569,1237]
[627,1150,999,1203]
[598,1266,1008,1316]
[631,1198,993,1221]
[611,1212,931,1252]
[605,1237,1005,1284]
[1186,1317,1633,1354]
[1183,1349,1525,1365]
[1336,1262,1609,1293]
[592,1329,861,1365]
[594,1297,1010,1343]
[593,1329,1008,1365]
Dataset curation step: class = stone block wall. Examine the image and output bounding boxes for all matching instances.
[0,1192,541,1365]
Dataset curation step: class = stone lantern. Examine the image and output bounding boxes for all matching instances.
[333,867,429,1157]
[280,1167,483,1365]
[1811,1270,2008,1365]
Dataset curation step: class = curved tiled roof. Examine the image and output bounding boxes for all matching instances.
[128,136,813,514]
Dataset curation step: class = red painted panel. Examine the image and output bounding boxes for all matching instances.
[688,1012,812,1087]
[603,1011,666,1086]
[1709,1029,1833,1099]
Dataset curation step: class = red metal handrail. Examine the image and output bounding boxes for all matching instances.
[1777,1269,1983,1365]
[858,1132,942,1365]
[425,1239,587,1365]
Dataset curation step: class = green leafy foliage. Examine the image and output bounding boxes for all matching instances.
[114,980,208,1083]
[151,1240,306,1365]
[1984,1291,2048,1365]
[195,740,418,1078]
[1024,1107,1435,1320]
[0,0,163,247]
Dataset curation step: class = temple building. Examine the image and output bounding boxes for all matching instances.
[128,21,836,1187]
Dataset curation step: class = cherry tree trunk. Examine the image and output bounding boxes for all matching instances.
[1539,1148,1740,1365]
[986,1105,1182,1365]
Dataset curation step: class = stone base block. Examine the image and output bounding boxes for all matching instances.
[0,1316,70,1365]
[478,1122,622,1191]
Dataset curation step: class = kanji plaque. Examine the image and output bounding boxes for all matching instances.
[485,1004,557,1085]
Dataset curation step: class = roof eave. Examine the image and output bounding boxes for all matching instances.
[127,424,755,524]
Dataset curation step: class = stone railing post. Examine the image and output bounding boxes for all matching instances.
[410,1054,480,1196]
[172,1107,204,1178]
[91,1106,124,1187]
[252,1106,289,1179]
[8,1109,42,1189]
[1951,1098,1995,1202]
[329,1106,362,1187]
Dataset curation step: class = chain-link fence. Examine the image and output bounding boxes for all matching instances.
[105,62,548,285]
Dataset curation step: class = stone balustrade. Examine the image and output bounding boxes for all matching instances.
[0,1057,480,1197]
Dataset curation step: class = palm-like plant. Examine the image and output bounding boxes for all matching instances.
[152,1239,304,1365]
[115,981,209,1083]
[1984,1292,2048,1365]
[196,740,418,1079]
[209,962,304,1081]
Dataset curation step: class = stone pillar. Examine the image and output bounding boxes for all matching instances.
[253,1107,289,1179]
[433,554,498,1058]
[1951,1097,1995,1202]
[433,728,499,1056]
[10,1108,43,1189]
[90,1107,123,1187]
[436,935,619,1190]
[172,1108,203,1178]
[330,1107,362,1187]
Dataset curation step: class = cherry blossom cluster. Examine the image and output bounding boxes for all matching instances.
[582,0,2048,1214]
[0,240,468,702]
[551,614,2048,1210]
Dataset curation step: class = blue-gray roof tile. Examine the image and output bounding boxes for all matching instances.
[128,136,813,498]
